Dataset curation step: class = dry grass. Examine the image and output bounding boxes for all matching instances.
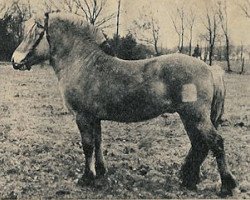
[0,64,249,199]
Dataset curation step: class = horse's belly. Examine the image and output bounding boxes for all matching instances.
[62,78,174,122]
[100,97,174,122]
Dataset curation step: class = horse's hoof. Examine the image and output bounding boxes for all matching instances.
[77,172,95,186]
[219,187,233,197]
[219,173,237,197]
[222,173,237,189]
[180,166,201,185]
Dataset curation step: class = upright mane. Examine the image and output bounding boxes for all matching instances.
[33,12,106,45]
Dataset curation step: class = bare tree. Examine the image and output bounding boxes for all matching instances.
[186,8,196,56]
[132,10,161,56]
[73,0,116,28]
[218,0,232,71]
[115,0,121,56]
[199,33,209,62]
[216,33,224,61]
[240,42,245,74]
[170,5,185,53]
[44,0,115,28]
[63,0,77,13]
[1,0,32,42]
[239,0,250,18]
[43,0,60,12]
[201,4,219,66]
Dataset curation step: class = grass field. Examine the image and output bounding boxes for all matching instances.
[0,63,249,199]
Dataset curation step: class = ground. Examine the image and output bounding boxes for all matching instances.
[0,62,249,199]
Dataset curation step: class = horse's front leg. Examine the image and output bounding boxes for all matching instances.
[94,120,107,177]
[76,114,96,181]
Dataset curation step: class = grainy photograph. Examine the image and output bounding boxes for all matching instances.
[0,0,249,199]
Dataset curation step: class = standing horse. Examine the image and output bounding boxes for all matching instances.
[11,12,236,196]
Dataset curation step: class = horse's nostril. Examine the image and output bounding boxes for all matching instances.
[12,62,21,69]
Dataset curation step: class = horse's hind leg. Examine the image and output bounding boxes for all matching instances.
[180,109,237,195]
[179,115,209,190]
[76,114,96,181]
[205,125,237,196]
[94,120,107,177]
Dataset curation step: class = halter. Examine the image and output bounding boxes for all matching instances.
[29,12,52,64]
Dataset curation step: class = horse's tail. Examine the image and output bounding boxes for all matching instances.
[209,65,226,129]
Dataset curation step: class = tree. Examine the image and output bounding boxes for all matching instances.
[44,0,116,28]
[101,33,154,60]
[74,0,116,27]
[240,42,245,74]
[198,33,209,62]
[170,5,185,53]
[218,0,232,72]
[115,0,121,57]
[0,0,32,61]
[131,8,161,56]
[22,0,119,29]
[186,8,196,56]
[201,4,219,66]
[239,0,250,18]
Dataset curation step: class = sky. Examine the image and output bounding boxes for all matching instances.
[1,0,250,48]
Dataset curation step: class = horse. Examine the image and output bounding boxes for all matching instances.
[11,12,237,196]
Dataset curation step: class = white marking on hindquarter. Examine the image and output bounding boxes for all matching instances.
[12,51,27,63]
[181,84,197,102]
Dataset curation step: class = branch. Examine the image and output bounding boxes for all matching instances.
[0,3,6,16]
[74,0,90,22]
[95,12,116,27]
[238,0,250,18]
[94,0,105,20]
[186,8,196,30]
[83,0,93,21]
[170,14,181,35]
[44,0,61,12]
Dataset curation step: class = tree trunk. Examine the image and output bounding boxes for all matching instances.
[240,57,245,74]
[180,31,184,53]
[115,0,121,57]
[225,35,231,72]
[154,40,159,56]
[188,28,192,56]
[189,41,192,56]
[209,44,213,66]
[203,46,208,62]
[240,43,245,74]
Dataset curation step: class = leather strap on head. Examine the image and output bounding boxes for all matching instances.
[44,12,52,64]
[44,12,49,30]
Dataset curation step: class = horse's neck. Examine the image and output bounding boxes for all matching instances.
[50,31,103,78]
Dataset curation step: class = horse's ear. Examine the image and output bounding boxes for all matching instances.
[44,10,60,28]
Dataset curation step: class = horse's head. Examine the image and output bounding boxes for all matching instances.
[12,12,107,71]
[11,13,50,70]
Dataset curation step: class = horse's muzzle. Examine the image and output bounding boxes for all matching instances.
[12,62,23,70]
[11,59,31,71]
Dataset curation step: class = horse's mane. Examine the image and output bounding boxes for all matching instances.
[50,12,89,29]
[33,12,106,45]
